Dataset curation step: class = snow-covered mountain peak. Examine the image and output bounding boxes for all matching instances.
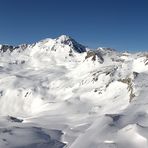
[55,35,86,53]
[56,35,71,42]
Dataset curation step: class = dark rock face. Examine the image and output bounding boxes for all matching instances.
[0,45,15,52]
[85,50,104,63]
[0,44,29,53]
[7,116,23,123]
[71,40,86,53]
[133,71,139,79]
[85,51,96,60]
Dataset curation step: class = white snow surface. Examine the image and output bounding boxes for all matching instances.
[0,35,148,148]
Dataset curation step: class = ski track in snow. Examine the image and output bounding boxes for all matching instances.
[0,35,148,148]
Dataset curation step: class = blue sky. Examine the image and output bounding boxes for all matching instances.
[0,0,148,51]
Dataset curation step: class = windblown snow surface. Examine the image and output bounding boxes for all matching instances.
[0,35,148,148]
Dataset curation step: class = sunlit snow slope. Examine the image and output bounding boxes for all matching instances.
[0,35,148,148]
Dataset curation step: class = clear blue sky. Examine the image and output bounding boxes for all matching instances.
[0,0,148,51]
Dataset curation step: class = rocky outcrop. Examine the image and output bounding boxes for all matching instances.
[118,78,135,102]
[85,50,104,63]
[0,45,16,52]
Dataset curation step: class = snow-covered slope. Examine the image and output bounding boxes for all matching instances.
[0,35,148,148]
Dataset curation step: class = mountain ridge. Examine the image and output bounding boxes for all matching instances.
[0,35,118,54]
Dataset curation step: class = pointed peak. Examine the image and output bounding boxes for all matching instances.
[57,35,71,40]
[56,35,86,53]
[56,35,74,44]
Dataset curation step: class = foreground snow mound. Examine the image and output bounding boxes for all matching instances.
[0,35,148,148]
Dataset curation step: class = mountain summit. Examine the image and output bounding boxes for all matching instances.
[56,35,86,53]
